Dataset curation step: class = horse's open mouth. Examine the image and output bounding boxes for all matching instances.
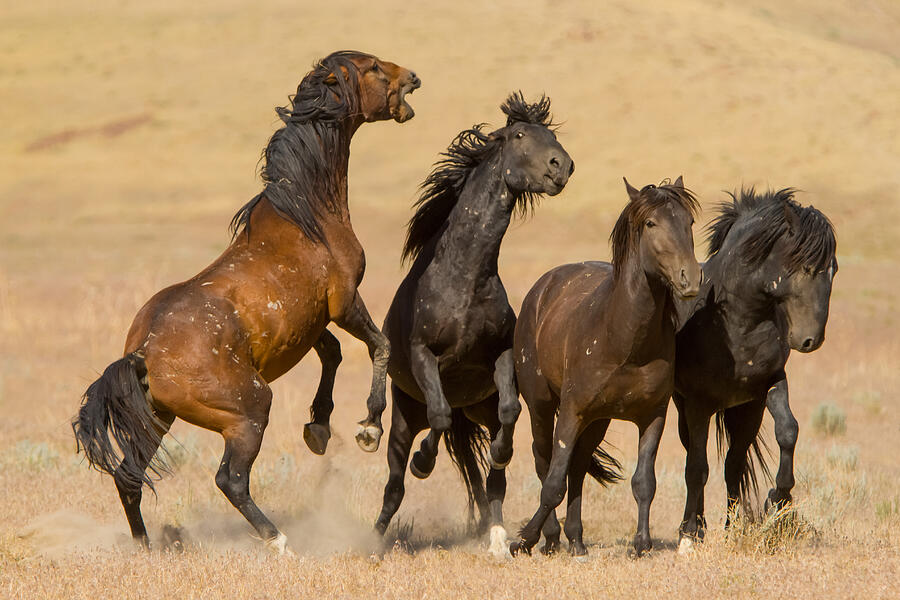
[392,80,420,123]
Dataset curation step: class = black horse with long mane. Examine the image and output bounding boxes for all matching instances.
[673,188,837,550]
[373,93,574,556]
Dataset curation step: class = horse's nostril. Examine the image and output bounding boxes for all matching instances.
[550,157,560,169]
[680,269,689,289]
[802,337,814,350]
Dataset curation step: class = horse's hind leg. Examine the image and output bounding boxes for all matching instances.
[375,385,427,538]
[114,410,175,549]
[764,377,797,510]
[303,329,342,455]
[465,398,510,558]
[722,399,766,525]
[563,419,611,557]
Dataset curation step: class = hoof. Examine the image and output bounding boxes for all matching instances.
[509,540,531,557]
[355,423,382,453]
[265,532,293,556]
[765,489,792,512]
[488,526,511,560]
[628,538,652,559]
[303,423,331,456]
[569,543,588,559]
[540,539,560,556]
[409,450,435,479]
[677,537,694,556]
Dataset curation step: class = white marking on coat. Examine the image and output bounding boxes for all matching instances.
[201,281,214,286]
[558,440,566,449]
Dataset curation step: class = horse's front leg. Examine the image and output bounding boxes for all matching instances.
[302,329,342,455]
[332,292,390,453]
[510,403,582,556]
[765,376,797,510]
[632,407,666,557]
[490,348,521,469]
[407,343,451,479]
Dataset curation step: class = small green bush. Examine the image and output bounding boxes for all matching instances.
[811,403,847,436]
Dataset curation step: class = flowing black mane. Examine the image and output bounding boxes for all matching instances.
[610,180,700,279]
[706,188,836,274]
[230,51,369,243]
[401,92,555,263]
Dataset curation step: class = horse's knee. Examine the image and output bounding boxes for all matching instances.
[775,416,798,450]
[499,397,521,425]
[319,334,342,365]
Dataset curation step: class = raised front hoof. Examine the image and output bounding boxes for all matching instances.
[355,422,382,453]
[509,540,532,557]
[409,450,435,479]
[540,538,561,556]
[303,422,331,455]
[489,442,513,470]
[765,489,793,513]
[488,525,512,560]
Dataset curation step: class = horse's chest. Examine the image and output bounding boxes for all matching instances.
[592,359,673,420]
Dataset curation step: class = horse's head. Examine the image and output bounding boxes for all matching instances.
[490,93,574,197]
[284,51,420,127]
[707,189,837,353]
[343,53,421,123]
[614,177,701,298]
[759,201,837,352]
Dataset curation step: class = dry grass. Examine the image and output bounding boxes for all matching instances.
[2,0,899,598]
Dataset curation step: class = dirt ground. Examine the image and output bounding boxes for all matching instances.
[1,0,899,598]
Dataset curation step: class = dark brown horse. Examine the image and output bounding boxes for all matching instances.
[372,94,573,557]
[510,178,701,557]
[673,189,837,552]
[72,51,420,553]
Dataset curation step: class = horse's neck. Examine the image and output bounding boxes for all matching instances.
[704,246,780,336]
[432,159,514,281]
[607,262,672,354]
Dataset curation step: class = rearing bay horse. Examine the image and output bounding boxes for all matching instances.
[72,51,420,553]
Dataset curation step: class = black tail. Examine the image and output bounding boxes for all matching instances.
[72,353,170,491]
[715,411,773,513]
[587,444,624,486]
[442,409,491,521]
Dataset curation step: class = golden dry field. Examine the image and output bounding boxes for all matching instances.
[2,0,899,598]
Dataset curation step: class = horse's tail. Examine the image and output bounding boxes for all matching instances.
[442,408,491,520]
[715,411,773,514]
[587,443,624,486]
[72,352,170,491]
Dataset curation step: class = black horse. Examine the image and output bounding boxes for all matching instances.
[511,178,701,557]
[372,93,574,556]
[673,188,837,551]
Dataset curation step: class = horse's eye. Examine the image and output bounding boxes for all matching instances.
[515,131,524,139]
[371,62,381,73]
[646,220,656,228]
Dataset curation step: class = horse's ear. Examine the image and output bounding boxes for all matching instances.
[782,202,798,236]
[624,177,640,202]
[673,175,684,189]
[324,65,350,85]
